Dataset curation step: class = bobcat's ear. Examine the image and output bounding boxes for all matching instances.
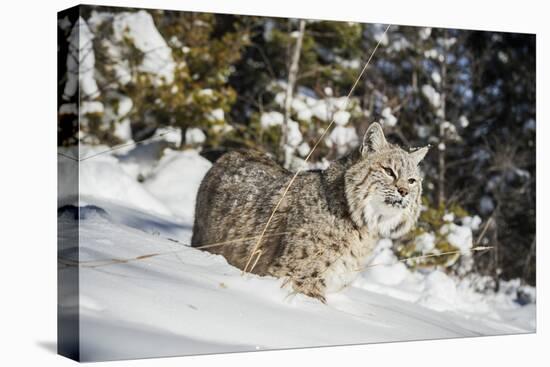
[410,145,430,165]
[360,122,388,156]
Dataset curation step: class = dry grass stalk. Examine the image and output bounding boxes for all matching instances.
[59,232,290,269]
[351,245,494,273]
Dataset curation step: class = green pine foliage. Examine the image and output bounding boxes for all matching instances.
[397,197,470,269]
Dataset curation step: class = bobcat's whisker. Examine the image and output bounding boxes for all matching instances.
[242,24,392,275]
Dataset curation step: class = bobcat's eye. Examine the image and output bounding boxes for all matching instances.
[408,178,416,184]
[383,167,396,178]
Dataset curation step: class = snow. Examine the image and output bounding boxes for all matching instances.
[419,27,432,40]
[496,51,509,63]
[297,107,313,122]
[441,223,473,254]
[185,128,206,145]
[310,97,354,122]
[337,57,361,69]
[143,149,212,223]
[514,168,531,180]
[88,10,175,85]
[112,11,175,84]
[291,98,313,122]
[311,101,331,122]
[260,112,302,147]
[286,119,303,147]
[357,242,535,320]
[442,212,455,222]
[327,125,359,155]
[211,123,234,135]
[155,127,181,146]
[168,35,182,48]
[441,121,458,139]
[268,84,364,127]
[59,144,535,362]
[424,49,439,59]
[115,95,133,117]
[274,91,286,106]
[418,271,460,312]
[199,88,214,97]
[462,215,482,231]
[438,37,457,48]
[297,142,311,157]
[333,110,351,126]
[415,232,436,253]
[431,71,442,84]
[208,108,225,122]
[63,17,100,100]
[81,101,104,115]
[260,111,284,128]
[59,146,172,217]
[113,118,132,142]
[373,29,389,46]
[291,98,308,114]
[422,84,441,108]
[389,37,411,52]
[362,240,411,287]
[381,107,398,127]
[459,115,469,128]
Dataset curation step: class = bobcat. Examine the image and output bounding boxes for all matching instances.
[191,122,428,303]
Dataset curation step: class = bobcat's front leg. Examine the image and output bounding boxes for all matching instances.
[290,270,327,303]
[271,241,333,304]
[285,253,330,303]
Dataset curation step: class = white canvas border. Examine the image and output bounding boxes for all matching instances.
[0,0,545,366]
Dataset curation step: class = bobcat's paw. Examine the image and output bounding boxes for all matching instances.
[292,278,327,304]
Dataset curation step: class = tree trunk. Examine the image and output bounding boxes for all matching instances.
[280,19,306,167]
[179,126,187,150]
[522,237,536,283]
[492,218,501,292]
[438,32,448,207]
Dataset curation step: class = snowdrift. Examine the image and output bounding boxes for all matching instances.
[58,144,535,362]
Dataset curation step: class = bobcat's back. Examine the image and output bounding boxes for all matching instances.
[191,150,291,273]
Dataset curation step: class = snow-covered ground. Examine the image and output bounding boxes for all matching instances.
[58,144,535,362]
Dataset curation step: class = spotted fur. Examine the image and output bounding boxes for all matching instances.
[191,122,428,303]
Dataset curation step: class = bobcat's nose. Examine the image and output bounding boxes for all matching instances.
[397,186,409,197]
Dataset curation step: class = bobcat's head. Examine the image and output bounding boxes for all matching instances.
[345,122,429,239]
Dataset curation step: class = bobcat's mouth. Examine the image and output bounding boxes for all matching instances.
[384,196,407,209]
